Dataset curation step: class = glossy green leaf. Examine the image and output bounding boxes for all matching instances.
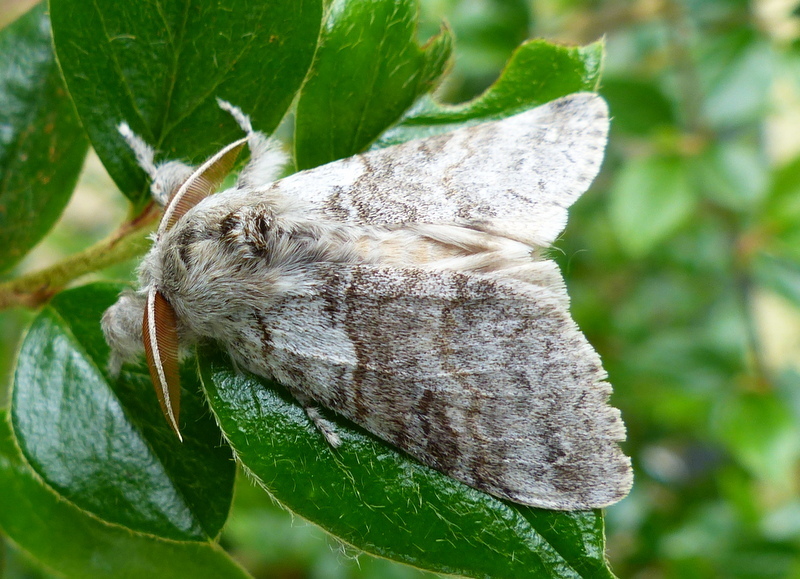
[11,283,235,542]
[200,350,616,579]
[377,39,604,146]
[223,471,445,577]
[49,0,323,202]
[0,410,251,579]
[294,0,453,170]
[418,0,532,103]
[609,155,696,257]
[0,2,88,273]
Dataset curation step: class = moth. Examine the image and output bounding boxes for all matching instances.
[102,93,632,510]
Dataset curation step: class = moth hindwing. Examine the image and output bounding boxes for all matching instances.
[102,94,632,510]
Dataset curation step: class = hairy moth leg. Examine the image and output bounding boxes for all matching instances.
[292,389,342,448]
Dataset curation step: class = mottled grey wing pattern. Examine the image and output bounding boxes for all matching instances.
[270,93,608,246]
[231,263,632,510]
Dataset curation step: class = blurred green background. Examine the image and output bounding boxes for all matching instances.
[2,0,800,577]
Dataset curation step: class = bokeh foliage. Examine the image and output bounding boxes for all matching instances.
[2,0,800,577]
[550,1,800,577]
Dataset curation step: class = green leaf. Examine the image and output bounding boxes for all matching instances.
[418,0,532,103]
[377,39,604,146]
[49,0,324,202]
[200,350,615,579]
[0,2,88,273]
[0,410,251,579]
[294,0,453,170]
[224,473,443,577]
[609,155,696,257]
[11,283,235,542]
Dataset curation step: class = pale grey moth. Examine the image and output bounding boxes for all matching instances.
[102,93,633,510]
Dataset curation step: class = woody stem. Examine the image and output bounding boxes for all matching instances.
[0,204,158,311]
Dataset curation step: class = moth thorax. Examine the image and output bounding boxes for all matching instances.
[218,203,276,246]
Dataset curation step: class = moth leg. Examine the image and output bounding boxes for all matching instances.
[101,291,146,377]
[291,390,342,448]
[216,98,287,187]
[305,407,342,448]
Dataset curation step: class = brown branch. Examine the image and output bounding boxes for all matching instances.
[0,203,159,311]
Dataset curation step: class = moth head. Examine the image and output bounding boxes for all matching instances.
[146,138,248,439]
[115,126,248,439]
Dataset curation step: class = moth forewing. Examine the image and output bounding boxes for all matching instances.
[278,92,609,247]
